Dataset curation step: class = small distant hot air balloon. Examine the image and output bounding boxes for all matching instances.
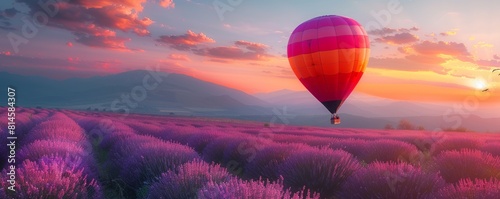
[287,15,370,124]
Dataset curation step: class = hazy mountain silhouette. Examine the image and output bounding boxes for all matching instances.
[0,70,270,116]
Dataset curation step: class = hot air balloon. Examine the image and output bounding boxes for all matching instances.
[287,15,370,124]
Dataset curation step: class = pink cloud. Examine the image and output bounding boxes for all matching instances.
[168,53,190,61]
[494,54,500,60]
[66,42,73,47]
[76,35,131,50]
[234,40,268,52]
[193,41,273,61]
[0,54,124,79]
[369,57,450,75]
[159,0,175,8]
[15,0,163,50]
[412,41,470,57]
[368,27,418,36]
[375,32,419,44]
[67,57,80,63]
[156,30,215,50]
[0,51,11,56]
[158,60,194,75]
[475,59,500,68]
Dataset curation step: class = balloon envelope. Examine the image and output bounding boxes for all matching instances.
[287,15,370,114]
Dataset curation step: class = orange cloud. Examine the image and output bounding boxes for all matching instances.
[156,30,215,50]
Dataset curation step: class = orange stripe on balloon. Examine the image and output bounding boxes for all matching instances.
[288,48,369,77]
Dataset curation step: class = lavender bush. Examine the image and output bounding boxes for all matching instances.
[278,148,361,198]
[339,161,445,199]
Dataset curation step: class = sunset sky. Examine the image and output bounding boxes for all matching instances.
[1,0,499,103]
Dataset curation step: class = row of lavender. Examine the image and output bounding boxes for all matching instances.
[2,107,500,198]
[1,108,316,198]
[1,109,102,198]
[68,110,318,198]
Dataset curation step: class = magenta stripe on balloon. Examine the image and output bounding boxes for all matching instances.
[288,25,367,44]
[287,35,369,57]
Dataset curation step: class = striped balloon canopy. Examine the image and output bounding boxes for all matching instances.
[287,15,370,120]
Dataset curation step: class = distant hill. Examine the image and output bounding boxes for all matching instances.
[0,70,270,116]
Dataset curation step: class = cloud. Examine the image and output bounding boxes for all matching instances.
[0,8,17,19]
[159,0,175,8]
[367,27,418,36]
[158,60,194,75]
[66,42,73,47]
[440,29,458,36]
[234,40,268,52]
[13,0,170,49]
[156,30,215,50]
[494,55,500,60]
[157,32,274,61]
[369,57,451,75]
[411,41,470,57]
[473,41,494,48]
[261,67,295,79]
[75,35,132,50]
[193,40,273,61]
[375,32,419,44]
[0,51,11,56]
[168,53,190,61]
[475,59,500,68]
[0,54,124,78]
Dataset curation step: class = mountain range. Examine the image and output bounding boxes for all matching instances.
[1,70,498,132]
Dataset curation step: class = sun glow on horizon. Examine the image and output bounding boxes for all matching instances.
[474,78,488,90]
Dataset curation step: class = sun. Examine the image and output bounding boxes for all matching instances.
[474,79,487,90]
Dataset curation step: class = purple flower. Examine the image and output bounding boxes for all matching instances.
[436,178,500,199]
[358,139,420,164]
[339,161,445,199]
[120,141,200,188]
[148,160,232,199]
[1,156,103,199]
[197,177,319,199]
[433,149,500,183]
[244,143,310,181]
[278,148,361,198]
[431,136,484,156]
[18,140,84,162]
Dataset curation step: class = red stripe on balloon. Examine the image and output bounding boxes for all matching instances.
[297,72,364,102]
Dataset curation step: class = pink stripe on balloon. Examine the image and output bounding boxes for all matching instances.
[287,35,369,57]
[289,25,367,45]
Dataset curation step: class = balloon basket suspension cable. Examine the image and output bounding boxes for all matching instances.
[331,113,341,125]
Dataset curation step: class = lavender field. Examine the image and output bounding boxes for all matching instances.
[1,107,500,199]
